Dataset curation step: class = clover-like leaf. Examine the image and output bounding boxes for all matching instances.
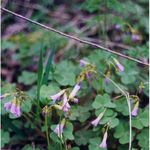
[92,94,116,109]
[114,120,135,144]
[132,108,148,129]
[40,83,60,99]
[63,122,74,140]
[136,128,148,148]
[18,71,37,85]
[114,97,129,116]
[75,130,95,146]
[54,61,76,86]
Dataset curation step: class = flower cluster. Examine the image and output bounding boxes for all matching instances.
[1,90,25,117]
[4,97,21,117]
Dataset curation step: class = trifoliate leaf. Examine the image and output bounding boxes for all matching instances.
[18,71,37,85]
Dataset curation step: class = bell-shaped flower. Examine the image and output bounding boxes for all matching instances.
[50,89,66,103]
[131,34,140,42]
[99,131,108,148]
[4,97,21,117]
[91,109,106,127]
[4,102,12,111]
[80,60,89,67]
[62,93,70,112]
[69,83,81,99]
[113,58,124,72]
[131,101,139,116]
[72,98,79,103]
[104,71,110,85]
[54,119,65,137]
[86,72,91,80]
[0,93,10,100]
[104,77,109,85]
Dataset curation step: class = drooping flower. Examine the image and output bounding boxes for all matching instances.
[113,58,124,72]
[91,109,106,127]
[72,98,79,103]
[0,93,10,100]
[114,24,120,30]
[69,83,81,99]
[79,60,89,67]
[86,72,91,80]
[4,97,21,117]
[50,89,66,103]
[131,101,139,116]
[104,76,109,85]
[131,34,140,42]
[4,102,12,111]
[54,119,65,137]
[104,71,110,85]
[99,131,108,148]
[62,93,70,112]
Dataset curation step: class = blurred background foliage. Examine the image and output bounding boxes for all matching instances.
[1,0,149,149]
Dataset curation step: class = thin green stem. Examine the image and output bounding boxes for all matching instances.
[45,114,50,150]
[99,72,132,150]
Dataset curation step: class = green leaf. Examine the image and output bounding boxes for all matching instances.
[18,71,37,85]
[114,97,129,116]
[71,147,80,150]
[68,106,80,121]
[40,83,60,100]
[21,99,32,113]
[136,128,149,148]
[1,130,10,148]
[132,108,149,129]
[92,94,115,109]
[63,122,74,140]
[88,137,107,150]
[37,47,43,99]
[54,61,76,86]
[109,118,119,128]
[21,145,40,150]
[114,120,135,144]
[75,130,94,146]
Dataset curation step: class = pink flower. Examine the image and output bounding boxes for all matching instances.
[50,89,66,103]
[104,76,109,85]
[131,102,139,116]
[72,98,79,103]
[99,131,108,148]
[10,103,18,115]
[113,58,124,72]
[54,124,64,137]
[91,110,106,127]
[86,73,91,80]
[80,60,89,67]
[4,98,21,117]
[62,93,70,112]
[0,93,10,100]
[91,117,101,127]
[54,119,65,137]
[69,83,81,99]
[4,102,12,111]
[15,105,21,117]
[131,34,140,42]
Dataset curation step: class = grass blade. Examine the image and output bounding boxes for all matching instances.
[42,47,55,85]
